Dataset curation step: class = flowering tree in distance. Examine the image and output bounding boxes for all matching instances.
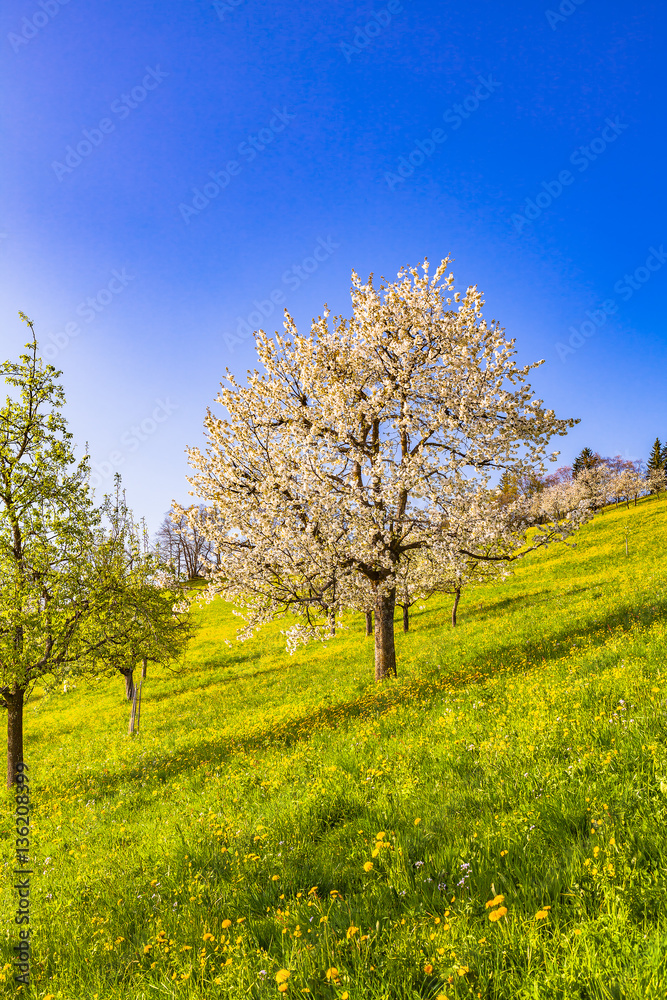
[181,259,580,681]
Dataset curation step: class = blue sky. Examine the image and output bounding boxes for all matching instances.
[1,0,665,531]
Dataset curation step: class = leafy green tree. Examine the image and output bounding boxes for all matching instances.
[0,318,102,787]
[85,482,195,702]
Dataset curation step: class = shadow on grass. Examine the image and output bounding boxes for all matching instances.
[144,662,290,702]
[71,587,667,802]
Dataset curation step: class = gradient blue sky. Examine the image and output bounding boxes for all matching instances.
[1,0,665,531]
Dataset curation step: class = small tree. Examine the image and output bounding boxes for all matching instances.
[0,319,102,787]
[87,484,195,701]
[156,505,219,580]
[181,259,582,681]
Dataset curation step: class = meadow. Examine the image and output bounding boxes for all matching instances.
[2,497,667,999]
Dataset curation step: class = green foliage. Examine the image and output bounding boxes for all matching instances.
[82,480,195,688]
[647,437,665,473]
[3,497,667,997]
[0,320,99,697]
[572,447,600,479]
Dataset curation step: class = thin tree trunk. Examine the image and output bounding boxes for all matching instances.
[141,657,147,680]
[6,684,25,790]
[402,604,409,632]
[128,685,138,734]
[329,609,336,636]
[121,668,134,701]
[136,681,142,732]
[452,587,461,627]
[365,610,373,637]
[374,588,397,681]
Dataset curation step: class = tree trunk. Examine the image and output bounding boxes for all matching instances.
[121,668,134,701]
[452,587,461,627]
[374,589,397,681]
[141,657,147,680]
[365,610,373,637]
[329,609,336,636]
[128,685,138,735]
[6,684,25,790]
[402,604,409,632]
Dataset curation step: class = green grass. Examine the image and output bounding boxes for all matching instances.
[3,497,667,999]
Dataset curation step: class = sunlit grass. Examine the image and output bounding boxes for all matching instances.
[2,496,667,998]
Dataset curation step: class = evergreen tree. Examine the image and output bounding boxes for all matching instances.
[572,447,599,478]
[648,437,665,473]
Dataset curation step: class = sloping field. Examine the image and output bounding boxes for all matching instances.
[2,497,667,999]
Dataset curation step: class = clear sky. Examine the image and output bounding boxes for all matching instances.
[1,0,665,532]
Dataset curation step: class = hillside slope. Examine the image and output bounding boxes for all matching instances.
[2,497,667,999]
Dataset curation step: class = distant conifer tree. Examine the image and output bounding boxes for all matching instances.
[648,437,665,473]
[572,447,599,478]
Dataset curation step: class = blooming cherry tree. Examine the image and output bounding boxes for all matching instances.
[181,259,580,680]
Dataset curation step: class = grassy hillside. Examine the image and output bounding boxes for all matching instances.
[2,497,667,999]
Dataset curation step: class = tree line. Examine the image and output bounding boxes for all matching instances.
[6,261,663,786]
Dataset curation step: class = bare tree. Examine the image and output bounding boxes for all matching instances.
[155,505,219,580]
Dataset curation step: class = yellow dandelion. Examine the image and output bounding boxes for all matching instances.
[376,831,386,840]
[203,932,215,941]
[485,894,505,909]
[272,874,280,881]
[363,861,373,872]
[222,919,232,929]
[488,906,507,921]
[424,963,434,974]
[143,944,152,953]
[414,817,421,825]
[346,924,359,939]
[276,969,291,983]
[341,994,349,1000]
[535,910,549,920]
[326,967,339,980]
[278,986,288,994]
